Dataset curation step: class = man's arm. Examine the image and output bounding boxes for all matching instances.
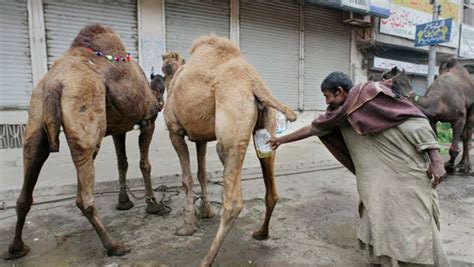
[426,148,447,188]
[268,125,313,150]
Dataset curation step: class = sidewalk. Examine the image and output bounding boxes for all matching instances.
[0,111,338,202]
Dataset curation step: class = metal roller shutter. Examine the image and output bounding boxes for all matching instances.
[239,0,300,109]
[0,0,33,109]
[165,0,230,60]
[304,5,351,110]
[43,0,138,68]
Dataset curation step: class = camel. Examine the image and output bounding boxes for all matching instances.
[382,58,474,175]
[5,24,166,260]
[161,51,186,89]
[163,35,297,267]
[114,71,166,213]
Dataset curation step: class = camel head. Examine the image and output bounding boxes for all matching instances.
[162,51,185,85]
[382,66,413,98]
[439,57,461,76]
[150,71,165,111]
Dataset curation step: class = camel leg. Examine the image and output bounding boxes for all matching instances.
[252,154,278,240]
[70,139,130,256]
[446,118,465,174]
[6,125,50,260]
[170,132,197,236]
[201,141,247,267]
[139,121,166,214]
[113,134,134,210]
[252,108,278,240]
[456,109,473,175]
[196,141,214,219]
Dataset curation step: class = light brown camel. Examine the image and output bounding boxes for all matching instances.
[163,35,297,267]
[161,51,186,89]
[5,24,166,260]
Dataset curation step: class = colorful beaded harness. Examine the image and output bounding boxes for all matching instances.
[86,47,132,62]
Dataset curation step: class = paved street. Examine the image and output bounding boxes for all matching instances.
[1,161,473,266]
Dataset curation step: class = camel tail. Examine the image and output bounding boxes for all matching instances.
[43,83,63,152]
[252,79,297,122]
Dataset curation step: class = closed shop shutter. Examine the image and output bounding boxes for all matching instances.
[165,0,230,60]
[0,0,33,108]
[304,5,351,110]
[43,0,138,68]
[239,0,300,109]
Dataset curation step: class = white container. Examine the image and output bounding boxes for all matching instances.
[254,129,272,158]
[275,111,288,134]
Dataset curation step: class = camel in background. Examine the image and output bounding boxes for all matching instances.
[5,24,165,260]
[383,58,474,175]
[163,35,297,266]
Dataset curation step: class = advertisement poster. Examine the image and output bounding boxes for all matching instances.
[380,0,461,48]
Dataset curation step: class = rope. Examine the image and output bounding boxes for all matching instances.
[123,184,146,200]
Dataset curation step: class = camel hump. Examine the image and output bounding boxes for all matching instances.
[43,82,63,152]
[251,78,297,122]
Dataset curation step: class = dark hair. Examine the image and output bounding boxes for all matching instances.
[320,72,353,94]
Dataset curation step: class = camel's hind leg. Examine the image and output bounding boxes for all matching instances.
[200,99,257,267]
[446,117,466,174]
[139,121,167,214]
[6,123,50,260]
[196,141,214,219]
[170,132,197,236]
[252,108,278,240]
[457,107,473,175]
[113,134,134,210]
[62,80,129,256]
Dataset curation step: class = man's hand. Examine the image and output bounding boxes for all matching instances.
[426,158,447,188]
[267,137,281,150]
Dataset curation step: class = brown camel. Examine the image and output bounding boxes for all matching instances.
[163,35,297,267]
[5,24,166,260]
[383,58,474,175]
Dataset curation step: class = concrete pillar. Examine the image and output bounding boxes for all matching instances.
[230,0,240,46]
[138,0,166,77]
[27,0,48,86]
[350,29,367,84]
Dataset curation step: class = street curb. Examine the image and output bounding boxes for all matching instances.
[0,158,343,204]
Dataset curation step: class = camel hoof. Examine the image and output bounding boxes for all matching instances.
[5,242,30,260]
[200,206,215,219]
[146,203,169,215]
[116,200,134,211]
[252,229,269,240]
[175,224,196,236]
[106,243,131,257]
[445,165,456,175]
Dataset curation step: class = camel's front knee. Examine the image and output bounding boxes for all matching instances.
[139,160,151,174]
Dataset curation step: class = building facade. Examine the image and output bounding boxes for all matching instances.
[2,0,471,149]
[1,0,379,148]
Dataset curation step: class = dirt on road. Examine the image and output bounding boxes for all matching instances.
[1,165,473,267]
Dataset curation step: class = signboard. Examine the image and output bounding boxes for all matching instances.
[414,18,452,47]
[459,24,474,58]
[305,0,390,18]
[369,0,390,17]
[380,4,459,48]
[341,0,369,12]
[370,57,438,76]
